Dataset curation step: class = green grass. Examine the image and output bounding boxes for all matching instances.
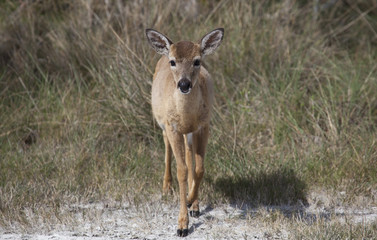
[291,219,377,239]
[1,0,377,235]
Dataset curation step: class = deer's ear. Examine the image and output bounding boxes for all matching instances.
[200,28,224,56]
[146,29,173,56]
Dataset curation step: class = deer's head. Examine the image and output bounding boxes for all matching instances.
[146,28,224,94]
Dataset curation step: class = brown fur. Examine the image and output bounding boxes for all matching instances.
[170,41,200,61]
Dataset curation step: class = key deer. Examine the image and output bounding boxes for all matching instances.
[146,28,224,237]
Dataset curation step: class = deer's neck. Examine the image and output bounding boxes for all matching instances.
[174,84,201,113]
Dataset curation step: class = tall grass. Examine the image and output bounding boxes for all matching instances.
[0,0,376,231]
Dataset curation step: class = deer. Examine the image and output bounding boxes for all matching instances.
[145,28,224,237]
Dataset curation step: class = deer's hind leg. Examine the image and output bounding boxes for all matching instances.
[187,125,209,217]
[185,132,198,216]
[184,133,195,200]
[162,131,173,195]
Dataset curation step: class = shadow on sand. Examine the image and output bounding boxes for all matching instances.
[209,167,338,224]
[213,166,308,207]
[185,167,336,236]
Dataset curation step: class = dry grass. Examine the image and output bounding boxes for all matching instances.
[1,0,377,238]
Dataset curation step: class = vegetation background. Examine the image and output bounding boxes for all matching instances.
[0,0,376,238]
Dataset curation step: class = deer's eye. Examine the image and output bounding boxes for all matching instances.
[193,59,201,67]
[170,60,176,67]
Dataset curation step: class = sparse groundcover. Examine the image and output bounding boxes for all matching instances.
[0,0,376,239]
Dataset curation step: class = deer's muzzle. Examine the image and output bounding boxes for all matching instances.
[177,78,192,94]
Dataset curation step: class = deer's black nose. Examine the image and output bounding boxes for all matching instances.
[177,78,192,94]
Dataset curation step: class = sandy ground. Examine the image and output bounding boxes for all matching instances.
[1,191,377,239]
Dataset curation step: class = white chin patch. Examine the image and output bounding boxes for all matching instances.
[179,88,192,94]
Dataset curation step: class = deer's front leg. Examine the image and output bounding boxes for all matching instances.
[165,127,189,237]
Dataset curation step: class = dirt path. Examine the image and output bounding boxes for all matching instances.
[1,191,377,239]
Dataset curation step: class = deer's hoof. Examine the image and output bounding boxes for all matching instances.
[189,210,200,218]
[177,228,189,237]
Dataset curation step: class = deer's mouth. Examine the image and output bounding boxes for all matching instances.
[178,78,192,94]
